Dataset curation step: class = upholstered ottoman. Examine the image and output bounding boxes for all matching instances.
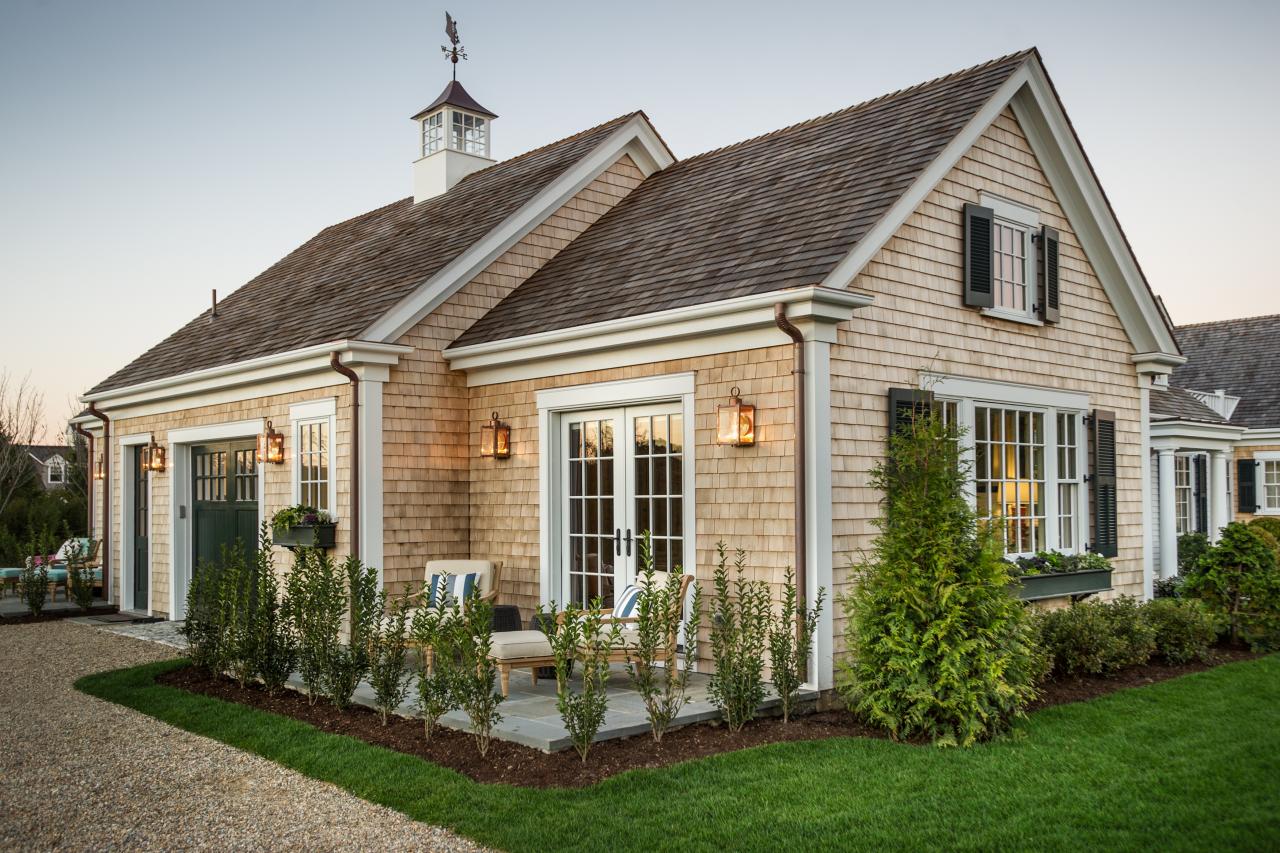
[489,629,557,697]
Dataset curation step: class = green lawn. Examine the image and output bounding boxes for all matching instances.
[78,657,1280,852]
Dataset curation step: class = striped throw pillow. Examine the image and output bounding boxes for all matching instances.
[612,584,643,620]
[427,572,479,609]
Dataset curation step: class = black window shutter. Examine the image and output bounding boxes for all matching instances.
[1237,459,1258,513]
[963,203,994,309]
[1089,410,1118,558]
[1193,454,1208,534]
[1039,226,1060,323]
[887,388,934,435]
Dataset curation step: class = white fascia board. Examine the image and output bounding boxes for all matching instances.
[80,340,410,417]
[1149,419,1246,449]
[1235,428,1280,447]
[364,115,676,344]
[815,55,1181,367]
[447,286,872,386]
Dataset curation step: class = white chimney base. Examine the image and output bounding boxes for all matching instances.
[413,149,493,203]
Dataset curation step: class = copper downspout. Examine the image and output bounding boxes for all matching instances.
[329,353,360,561]
[773,303,806,641]
[85,403,110,602]
[72,422,94,541]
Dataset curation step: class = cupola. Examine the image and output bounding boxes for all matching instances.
[412,14,497,202]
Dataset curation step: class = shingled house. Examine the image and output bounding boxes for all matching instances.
[1142,314,1280,577]
[73,49,1184,689]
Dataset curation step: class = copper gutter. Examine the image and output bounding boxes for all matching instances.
[85,403,110,601]
[773,303,806,640]
[329,353,360,561]
[71,422,94,541]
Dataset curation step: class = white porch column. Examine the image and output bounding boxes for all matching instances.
[1157,448,1178,579]
[1210,449,1229,542]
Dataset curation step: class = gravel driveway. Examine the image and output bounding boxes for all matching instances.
[0,620,487,852]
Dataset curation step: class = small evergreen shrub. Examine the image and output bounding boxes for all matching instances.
[250,526,296,695]
[707,542,770,732]
[767,566,824,723]
[64,538,96,611]
[321,556,379,710]
[1034,597,1156,679]
[366,591,411,725]
[182,556,225,671]
[1152,574,1184,599]
[1177,533,1210,575]
[838,411,1039,746]
[548,601,618,762]
[624,534,703,742]
[1183,522,1280,650]
[454,596,503,756]
[1141,598,1217,665]
[218,541,258,688]
[1248,516,1280,543]
[410,603,459,740]
[284,547,346,704]
[19,528,56,616]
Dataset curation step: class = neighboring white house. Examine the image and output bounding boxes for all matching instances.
[25,445,70,491]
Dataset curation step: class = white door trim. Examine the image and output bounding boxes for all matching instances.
[118,432,152,615]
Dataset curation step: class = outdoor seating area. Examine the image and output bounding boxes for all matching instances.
[1,538,103,605]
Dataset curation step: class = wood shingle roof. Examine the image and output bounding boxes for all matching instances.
[1172,314,1280,428]
[452,50,1033,348]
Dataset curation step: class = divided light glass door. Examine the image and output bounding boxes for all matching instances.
[561,404,685,608]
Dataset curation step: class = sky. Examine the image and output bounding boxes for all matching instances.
[2,0,1278,437]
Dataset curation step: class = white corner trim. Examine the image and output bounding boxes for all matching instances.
[536,372,695,413]
[80,340,411,415]
[920,372,1090,411]
[804,339,835,691]
[364,114,676,344]
[447,286,872,385]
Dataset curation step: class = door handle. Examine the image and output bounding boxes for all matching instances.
[625,528,632,557]
[615,528,621,556]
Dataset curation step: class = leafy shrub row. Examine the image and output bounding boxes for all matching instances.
[1034,596,1218,678]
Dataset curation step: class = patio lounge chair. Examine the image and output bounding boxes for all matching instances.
[486,570,696,698]
[407,559,502,668]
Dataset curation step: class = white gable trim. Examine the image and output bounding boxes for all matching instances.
[817,55,1182,365]
[363,114,676,344]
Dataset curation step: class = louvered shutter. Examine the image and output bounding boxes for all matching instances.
[1238,459,1259,513]
[1039,226,1060,323]
[963,203,994,308]
[887,388,934,435]
[1090,410,1118,557]
[1193,454,1208,534]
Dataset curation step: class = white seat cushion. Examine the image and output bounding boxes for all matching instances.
[593,627,642,649]
[489,630,554,660]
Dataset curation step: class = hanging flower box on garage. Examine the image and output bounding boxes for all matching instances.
[1013,568,1112,601]
[272,523,337,550]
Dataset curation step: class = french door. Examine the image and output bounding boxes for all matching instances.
[560,403,687,608]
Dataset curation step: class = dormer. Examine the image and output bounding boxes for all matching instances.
[411,80,497,203]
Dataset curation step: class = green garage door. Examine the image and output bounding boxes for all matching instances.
[191,441,259,573]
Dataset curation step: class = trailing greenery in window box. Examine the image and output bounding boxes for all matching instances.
[1005,551,1113,601]
[270,505,336,549]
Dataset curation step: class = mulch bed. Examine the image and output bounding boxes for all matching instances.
[0,605,118,625]
[159,647,1260,789]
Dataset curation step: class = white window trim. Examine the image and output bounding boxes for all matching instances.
[928,376,1088,558]
[46,457,66,484]
[290,399,338,519]
[1173,454,1195,534]
[1255,452,1280,515]
[979,192,1041,324]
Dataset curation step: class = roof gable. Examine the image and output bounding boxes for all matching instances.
[85,113,655,397]
[1172,314,1280,428]
[453,52,1031,348]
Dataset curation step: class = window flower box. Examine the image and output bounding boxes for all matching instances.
[1013,568,1112,601]
[272,522,337,550]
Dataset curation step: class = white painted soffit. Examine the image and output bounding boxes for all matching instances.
[362,113,676,344]
[814,54,1183,366]
[1149,418,1245,443]
[78,340,412,412]
[443,285,873,384]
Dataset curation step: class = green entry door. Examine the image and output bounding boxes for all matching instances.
[191,441,259,573]
[132,445,149,610]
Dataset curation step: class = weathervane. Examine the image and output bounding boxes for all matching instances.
[441,12,467,81]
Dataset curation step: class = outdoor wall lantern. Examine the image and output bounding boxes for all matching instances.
[716,386,756,447]
[257,419,285,465]
[480,411,511,459]
[92,457,104,481]
[142,434,167,473]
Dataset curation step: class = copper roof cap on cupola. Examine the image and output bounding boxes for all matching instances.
[412,80,497,121]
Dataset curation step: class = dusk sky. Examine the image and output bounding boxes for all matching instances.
[2,0,1277,436]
